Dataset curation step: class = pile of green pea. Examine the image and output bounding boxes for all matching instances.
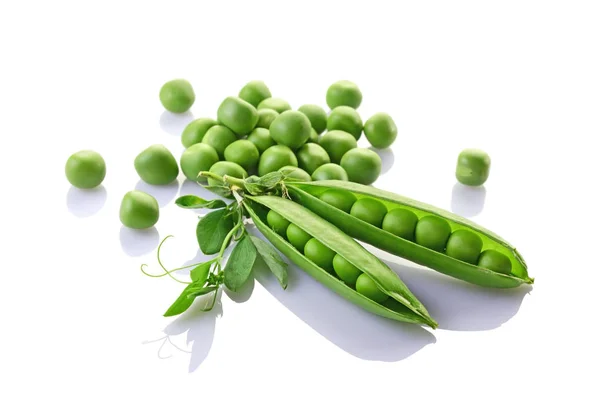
[315,188,513,275]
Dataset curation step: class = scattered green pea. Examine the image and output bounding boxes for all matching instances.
[202,125,237,159]
[332,254,361,285]
[267,210,290,237]
[257,97,292,113]
[224,140,260,172]
[319,130,358,164]
[350,198,387,227]
[247,128,275,153]
[238,80,271,107]
[446,230,483,264]
[134,144,179,185]
[382,208,419,241]
[319,189,357,213]
[304,238,335,273]
[298,104,327,134]
[296,143,331,175]
[207,161,247,187]
[340,148,381,185]
[326,80,362,110]
[327,106,363,140]
[258,145,298,176]
[181,118,218,148]
[269,110,312,150]
[159,79,195,113]
[119,190,159,229]
[456,148,491,186]
[355,273,387,303]
[256,108,279,129]
[309,128,320,144]
[364,112,397,149]
[180,143,219,181]
[279,166,312,182]
[286,223,312,251]
[65,150,106,189]
[415,215,452,252]
[311,163,348,181]
[478,250,512,274]
[217,96,259,136]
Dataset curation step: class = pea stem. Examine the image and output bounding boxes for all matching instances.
[199,171,224,182]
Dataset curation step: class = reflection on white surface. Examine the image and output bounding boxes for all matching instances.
[383,260,530,331]
[451,183,487,218]
[119,226,160,256]
[179,179,217,200]
[159,110,194,136]
[135,180,180,207]
[66,186,107,217]
[370,147,395,175]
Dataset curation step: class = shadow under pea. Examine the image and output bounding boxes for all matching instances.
[66,185,107,218]
[451,182,487,218]
[135,179,180,207]
[159,110,194,136]
[119,226,160,257]
[370,147,395,175]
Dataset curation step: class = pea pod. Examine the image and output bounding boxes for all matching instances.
[243,195,437,328]
[286,180,532,288]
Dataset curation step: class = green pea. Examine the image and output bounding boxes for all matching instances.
[309,128,320,144]
[296,143,331,175]
[269,110,312,150]
[478,250,512,274]
[286,223,312,251]
[456,148,491,186]
[217,96,259,136]
[298,104,327,134]
[224,140,259,172]
[238,80,271,108]
[319,189,357,213]
[304,238,335,273]
[181,118,218,148]
[326,80,362,110]
[446,230,483,264]
[327,106,363,140]
[364,112,397,149]
[247,128,276,153]
[350,198,387,227]
[382,208,419,241]
[258,145,298,176]
[202,125,237,159]
[311,163,348,181]
[134,144,179,185]
[159,79,195,113]
[180,143,219,181]
[332,254,361,285]
[267,210,290,237]
[207,161,248,187]
[257,97,292,113]
[319,130,358,164]
[355,273,387,303]
[415,215,452,252]
[119,190,159,229]
[340,148,381,185]
[65,150,106,189]
[279,166,312,182]
[256,108,279,129]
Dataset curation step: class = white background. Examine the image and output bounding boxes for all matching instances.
[1,1,598,412]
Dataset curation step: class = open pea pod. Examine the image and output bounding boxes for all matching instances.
[286,180,532,288]
[243,195,437,328]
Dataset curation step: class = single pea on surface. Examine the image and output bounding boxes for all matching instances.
[340,148,381,185]
[415,215,452,252]
[159,79,195,113]
[120,190,159,229]
[258,145,298,176]
[257,97,292,114]
[296,143,331,175]
[267,210,290,237]
[326,80,362,110]
[207,161,248,187]
[304,238,336,273]
[256,108,279,129]
[333,254,362,285]
[311,163,348,181]
[364,112,397,149]
[180,143,219,181]
[247,128,276,153]
[65,150,106,189]
[298,104,328,134]
[134,144,179,185]
[224,140,259,172]
[202,125,237,159]
[478,250,512,274]
[446,229,483,264]
[181,118,217,148]
[217,96,259,135]
[355,273,387,303]
[350,198,388,227]
[269,110,312,150]
[286,223,312,251]
[319,189,357,213]
[382,208,419,241]
[319,130,358,164]
[456,148,491,186]
[279,166,312,182]
[327,106,363,140]
[238,80,271,108]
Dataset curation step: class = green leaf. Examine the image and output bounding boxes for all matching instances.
[186,285,218,299]
[203,184,232,198]
[190,259,216,283]
[196,209,234,254]
[224,235,257,291]
[176,195,227,210]
[257,171,284,188]
[163,283,197,317]
[249,235,288,289]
